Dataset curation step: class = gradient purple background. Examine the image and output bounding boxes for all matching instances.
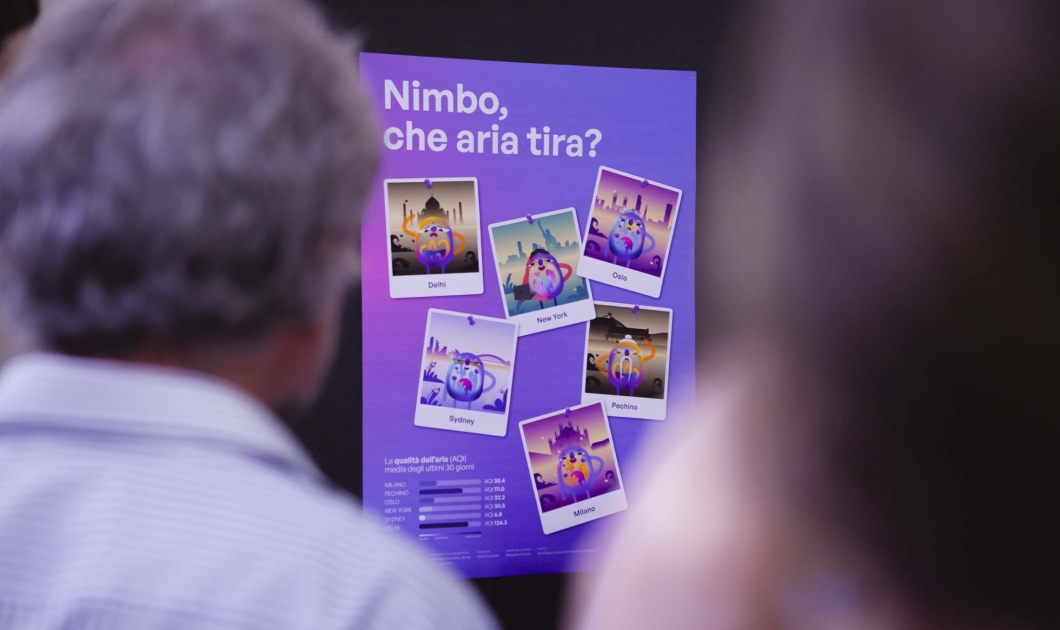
[361,53,696,578]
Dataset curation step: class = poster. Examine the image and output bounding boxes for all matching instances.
[360,53,696,578]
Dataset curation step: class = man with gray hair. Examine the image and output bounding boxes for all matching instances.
[0,0,496,627]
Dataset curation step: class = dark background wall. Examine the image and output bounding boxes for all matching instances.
[298,2,733,628]
[0,2,38,36]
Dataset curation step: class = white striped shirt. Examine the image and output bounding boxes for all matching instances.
[0,353,496,630]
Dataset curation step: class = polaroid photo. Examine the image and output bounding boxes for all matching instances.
[385,178,485,299]
[582,302,673,421]
[576,166,683,298]
[519,402,628,534]
[414,309,519,437]
[487,208,596,336]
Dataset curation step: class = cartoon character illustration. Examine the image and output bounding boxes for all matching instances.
[440,350,515,411]
[403,210,465,274]
[443,352,496,409]
[594,334,656,396]
[522,248,573,308]
[607,211,656,267]
[556,445,604,503]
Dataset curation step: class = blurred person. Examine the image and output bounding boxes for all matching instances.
[572,0,1059,628]
[0,0,495,627]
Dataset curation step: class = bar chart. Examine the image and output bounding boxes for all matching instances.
[418,479,483,536]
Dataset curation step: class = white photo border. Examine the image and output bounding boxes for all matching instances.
[575,166,683,298]
[413,308,519,437]
[518,402,629,535]
[487,208,596,337]
[384,177,485,299]
[581,301,674,421]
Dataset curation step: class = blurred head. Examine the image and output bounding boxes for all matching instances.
[701,0,1059,625]
[0,0,377,415]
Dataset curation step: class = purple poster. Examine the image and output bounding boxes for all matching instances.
[360,53,696,578]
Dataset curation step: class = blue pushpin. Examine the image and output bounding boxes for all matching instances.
[640,179,649,188]
[564,408,571,418]
[526,214,535,224]
[631,304,640,314]
[468,315,475,326]
[425,179,433,189]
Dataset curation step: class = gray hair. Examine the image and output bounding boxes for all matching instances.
[0,0,377,355]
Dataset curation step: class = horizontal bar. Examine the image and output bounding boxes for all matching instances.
[418,531,483,538]
[419,522,469,529]
[418,487,482,496]
[419,479,481,487]
[421,512,481,521]
[420,496,483,504]
[420,504,485,513]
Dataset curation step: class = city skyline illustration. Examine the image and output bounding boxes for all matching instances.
[523,405,621,513]
[523,404,610,456]
[583,170,680,276]
[419,312,515,414]
[387,180,480,276]
[584,305,670,399]
[592,169,679,229]
[491,210,591,316]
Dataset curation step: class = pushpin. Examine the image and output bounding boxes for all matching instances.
[564,408,571,418]
[526,214,535,224]
[425,179,433,189]
[631,304,640,314]
[468,315,475,326]
[640,179,649,188]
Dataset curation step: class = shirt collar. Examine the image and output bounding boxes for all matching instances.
[0,352,323,480]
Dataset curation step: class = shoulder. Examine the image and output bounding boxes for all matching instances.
[2,440,497,630]
[275,482,498,629]
[175,456,498,630]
